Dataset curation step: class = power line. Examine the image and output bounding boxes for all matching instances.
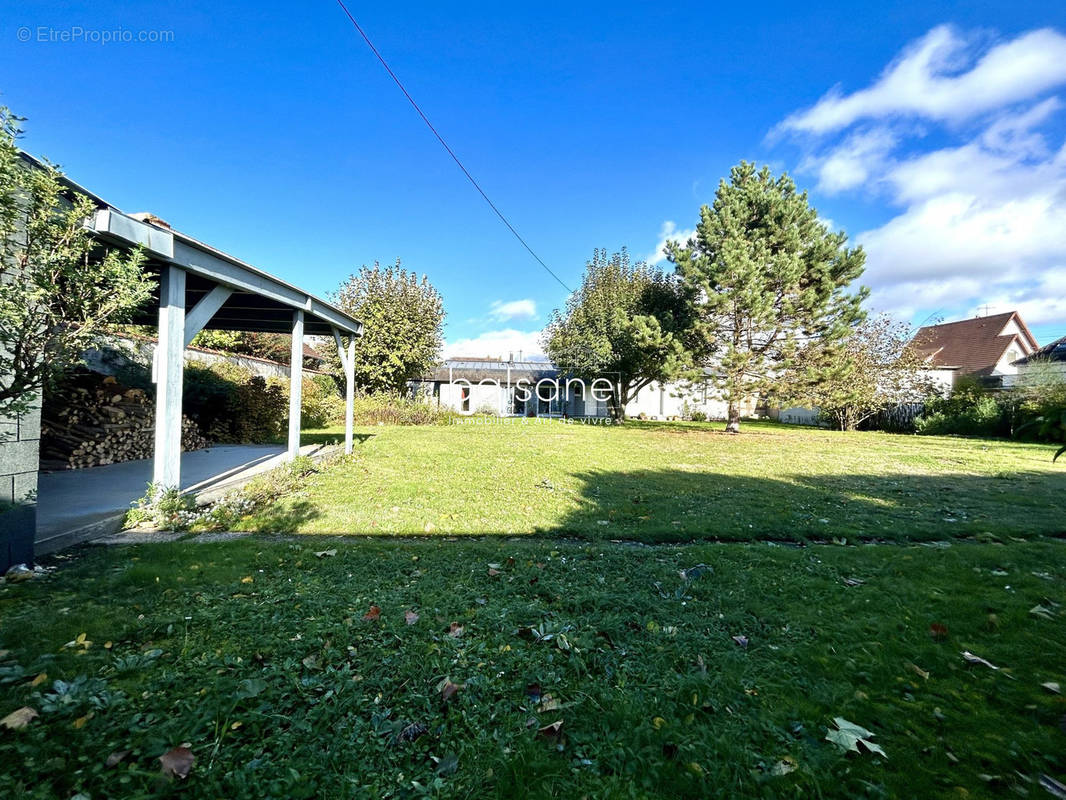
[333,0,573,294]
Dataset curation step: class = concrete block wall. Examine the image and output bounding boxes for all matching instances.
[0,391,41,569]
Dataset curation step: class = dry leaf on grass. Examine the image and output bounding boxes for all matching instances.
[105,750,129,767]
[159,746,195,779]
[362,605,381,622]
[404,610,419,625]
[439,679,462,703]
[961,651,999,670]
[825,717,886,758]
[0,706,37,730]
[537,720,564,740]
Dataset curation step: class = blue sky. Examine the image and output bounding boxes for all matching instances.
[3,1,1065,355]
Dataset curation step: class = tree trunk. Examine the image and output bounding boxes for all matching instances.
[725,401,741,433]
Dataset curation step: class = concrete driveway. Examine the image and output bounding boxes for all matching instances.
[36,445,292,553]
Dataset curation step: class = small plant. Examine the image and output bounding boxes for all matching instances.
[125,484,196,530]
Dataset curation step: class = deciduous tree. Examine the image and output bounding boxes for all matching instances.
[543,248,693,420]
[0,107,152,417]
[331,261,445,394]
[790,314,935,431]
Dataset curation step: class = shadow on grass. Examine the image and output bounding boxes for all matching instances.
[278,432,375,447]
[551,467,1066,542]
[237,500,322,533]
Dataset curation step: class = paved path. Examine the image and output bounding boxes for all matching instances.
[36,445,291,547]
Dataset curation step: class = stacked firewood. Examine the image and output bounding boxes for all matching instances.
[41,372,208,471]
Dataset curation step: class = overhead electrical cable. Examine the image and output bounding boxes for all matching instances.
[334,0,572,293]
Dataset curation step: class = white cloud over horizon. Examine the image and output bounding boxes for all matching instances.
[777,24,1066,334]
[444,327,547,361]
[780,26,1066,135]
[488,298,537,322]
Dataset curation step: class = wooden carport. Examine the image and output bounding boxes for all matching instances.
[86,207,362,491]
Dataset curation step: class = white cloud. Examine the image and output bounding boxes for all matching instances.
[647,220,696,264]
[775,24,1066,332]
[488,299,537,321]
[802,127,898,193]
[780,26,1066,134]
[444,328,547,361]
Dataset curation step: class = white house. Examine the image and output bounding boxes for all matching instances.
[412,358,735,420]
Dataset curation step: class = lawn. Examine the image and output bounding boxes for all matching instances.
[1,536,1064,798]
[248,419,1066,541]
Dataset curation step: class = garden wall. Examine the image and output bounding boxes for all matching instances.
[0,392,40,570]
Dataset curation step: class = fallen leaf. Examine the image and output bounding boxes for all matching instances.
[29,672,47,687]
[362,605,381,622]
[505,556,516,569]
[404,610,419,625]
[440,680,462,703]
[680,564,712,581]
[487,568,501,577]
[538,694,562,712]
[0,706,37,730]
[929,623,948,641]
[1042,682,1061,694]
[732,635,749,648]
[537,720,564,740]
[240,576,253,584]
[770,756,798,776]
[448,622,464,638]
[842,577,865,587]
[105,750,129,767]
[825,717,886,758]
[907,662,930,680]
[73,712,93,729]
[961,651,999,670]
[302,655,320,670]
[159,746,195,779]
[398,721,428,742]
[1030,604,1056,621]
[652,716,666,730]
[314,549,337,558]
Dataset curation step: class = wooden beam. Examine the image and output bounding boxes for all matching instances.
[183,285,233,347]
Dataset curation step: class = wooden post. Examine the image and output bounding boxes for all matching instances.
[288,309,304,460]
[153,265,186,490]
[344,337,355,454]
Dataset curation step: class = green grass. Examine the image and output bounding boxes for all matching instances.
[1,537,1064,798]
[243,419,1066,541]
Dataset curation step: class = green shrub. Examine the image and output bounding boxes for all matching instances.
[300,374,345,428]
[184,362,286,443]
[915,378,1010,437]
[690,411,708,423]
[349,393,457,426]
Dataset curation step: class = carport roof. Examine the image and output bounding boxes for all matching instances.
[22,151,362,338]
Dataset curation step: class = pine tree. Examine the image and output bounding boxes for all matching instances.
[669,162,867,432]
